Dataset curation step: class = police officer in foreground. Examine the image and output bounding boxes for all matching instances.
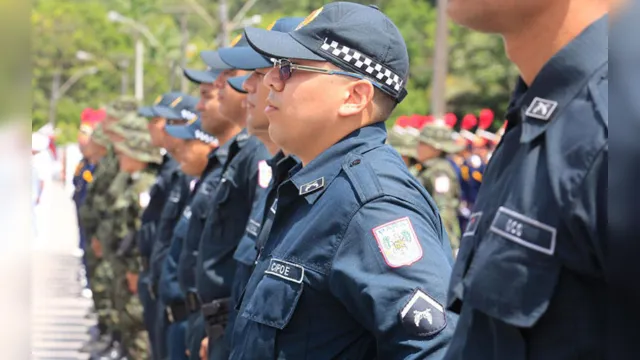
[231,3,457,358]
[179,66,240,360]
[196,34,271,359]
[217,15,303,350]
[416,122,465,255]
[444,0,608,358]
[138,92,197,360]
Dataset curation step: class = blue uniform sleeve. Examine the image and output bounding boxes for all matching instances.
[329,196,457,359]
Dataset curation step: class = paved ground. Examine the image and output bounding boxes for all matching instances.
[30,180,94,360]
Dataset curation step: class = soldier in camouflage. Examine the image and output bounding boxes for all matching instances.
[79,121,121,353]
[99,113,162,360]
[416,121,465,255]
[387,125,422,177]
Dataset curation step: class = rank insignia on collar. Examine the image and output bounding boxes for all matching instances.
[525,97,558,121]
[299,177,325,195]
[400,289,446,336]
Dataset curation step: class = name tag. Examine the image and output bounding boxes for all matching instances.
[265,258,304,284]
[463,212,482,237]
[246,219,261,237]
[489,207,556,255]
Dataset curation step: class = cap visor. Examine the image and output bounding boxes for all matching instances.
[165,124,195,140]
[227,75,249,94]
[153,106,180,120]
[183,68,218,84]
[201,50,233,70]
[244,27,324,61]
[138,106,155,118]
[218,47,272,70]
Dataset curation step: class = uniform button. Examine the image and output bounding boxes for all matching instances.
[350,159,361,167]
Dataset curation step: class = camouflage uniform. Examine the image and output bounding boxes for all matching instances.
[417,123,465,252]
[79,123,120,333]
[102,115,162,360]
[387,126,422,177]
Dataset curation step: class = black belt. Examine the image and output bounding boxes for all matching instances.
[186,291,201,313]
[166,301,189,324]
[201,298,231,342]
[140,256,150,271]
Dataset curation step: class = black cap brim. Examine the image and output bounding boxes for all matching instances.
[201,51,234,70]
[218,47,272,70]
[227,75,249,94]
[183,68,219,84]
[153,105,180,120]
[244,27,325,62]
[138,106,155,118]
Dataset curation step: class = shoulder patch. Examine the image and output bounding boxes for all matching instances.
[372,217,422,268]
[258,160,272,189]
[139,192,151,208]
[82,170,93,183]
[400,289,446,336]
[433,175,451,193]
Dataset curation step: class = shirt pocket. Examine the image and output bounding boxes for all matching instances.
[463,207,560,328]
[240,263,305,358]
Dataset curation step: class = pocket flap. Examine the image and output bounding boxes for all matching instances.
[241,259,304,330]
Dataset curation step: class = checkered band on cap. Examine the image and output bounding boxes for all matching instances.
[195,129,217,145]
[319,39,404,96]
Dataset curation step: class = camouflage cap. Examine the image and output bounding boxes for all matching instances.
[418,122,465,154]
[387,126,419,158]
[108,113,149,137]
[105,97,140,120]
[90,123,111,147]
[114,132,162,164]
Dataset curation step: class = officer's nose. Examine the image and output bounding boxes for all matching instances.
[264,68,284,92]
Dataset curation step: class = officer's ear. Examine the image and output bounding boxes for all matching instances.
[337,80,375,118]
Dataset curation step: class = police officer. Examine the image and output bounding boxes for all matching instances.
[216,15,303,348]
[157,117,217,360]
[137,92,197,360]
[444,0,608,358]
[195,33,271,359]
[416,122,465,254]
[179,66,240,360]
[230,3,457,358]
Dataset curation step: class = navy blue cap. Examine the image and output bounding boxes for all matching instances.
[165,117,217,145]
[227,75,250,94]
[138,92,199,120]
[200,34,251,70]
[244,2,409,102]
[183,67,220,84]
[218,17,304,70]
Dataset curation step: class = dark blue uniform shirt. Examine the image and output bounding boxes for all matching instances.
[196,130,270,304]
[138,154,180,263]
[226,151,299,342]
[230,122,457,360]
[445,16,608,360]
[177,144,229,296]
[150,172,193,286]
[157,173,195,305]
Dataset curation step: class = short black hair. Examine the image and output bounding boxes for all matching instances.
[373,89,397,123]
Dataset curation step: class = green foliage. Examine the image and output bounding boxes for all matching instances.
[32,0,516,143]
